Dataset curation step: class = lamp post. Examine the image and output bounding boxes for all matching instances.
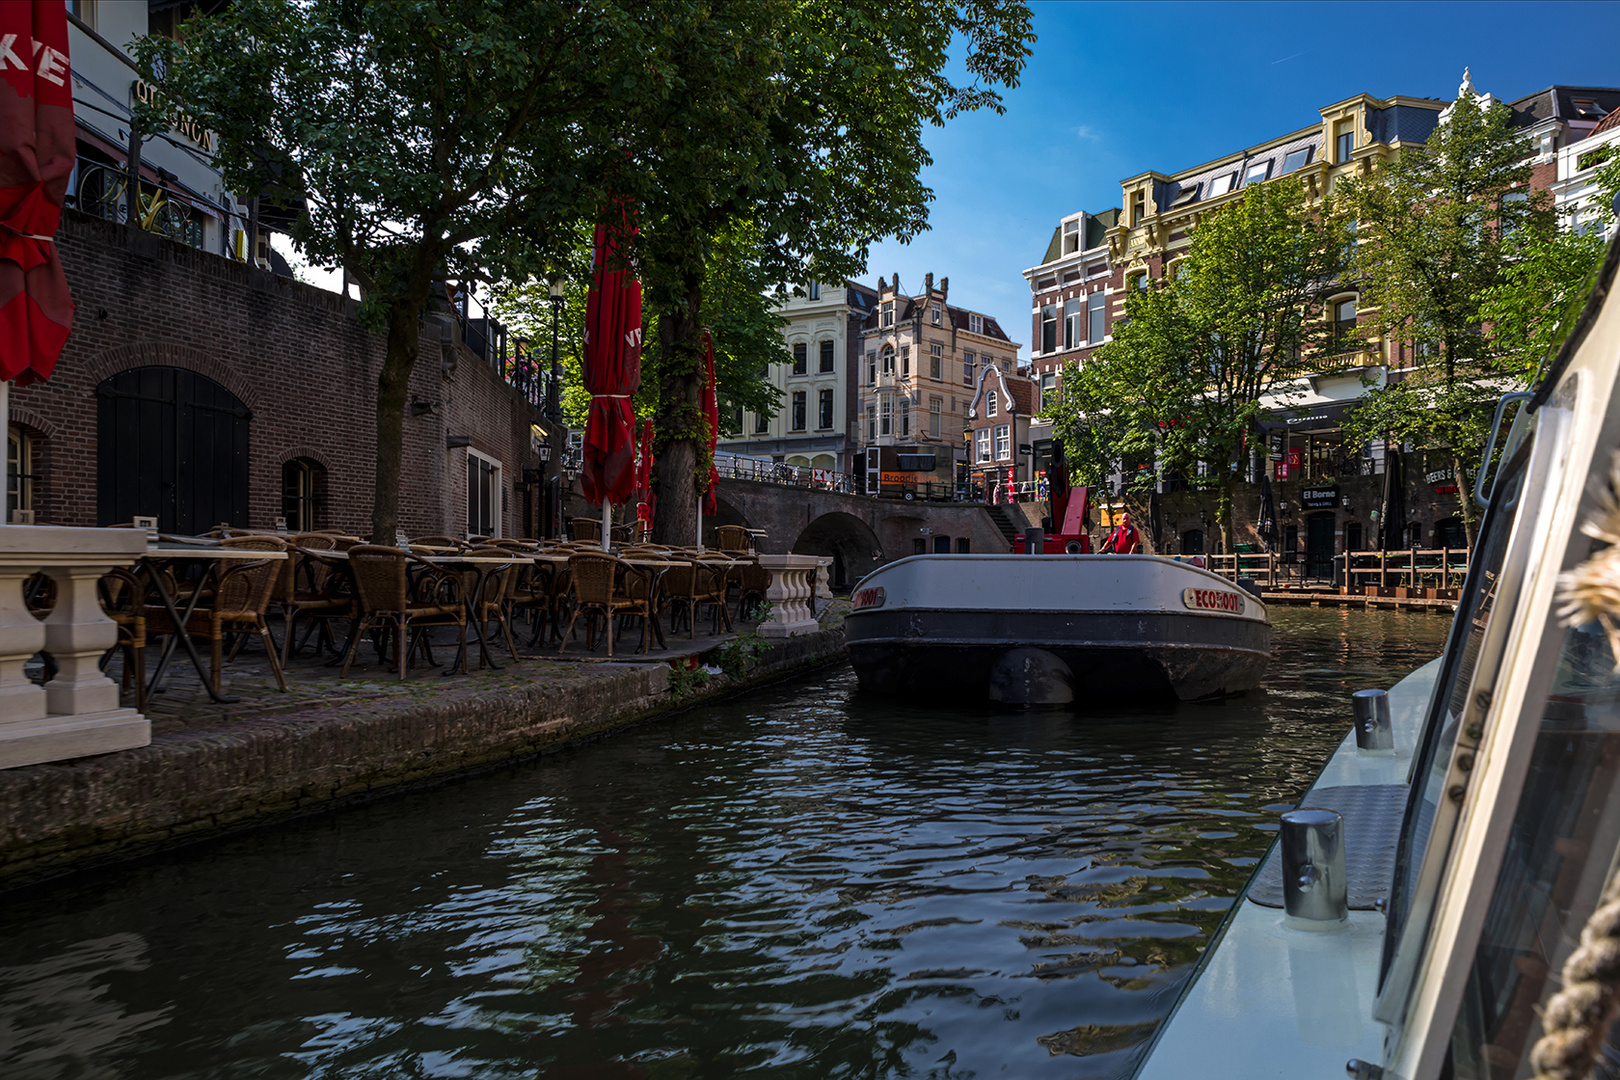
[547,277,565,423]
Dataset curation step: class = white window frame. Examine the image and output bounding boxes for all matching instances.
[899,401,910,438]
[968,313,983,334]
[818,339,835,373]
[791,390,807,431]
[987,389,998,417]
[881,346,895,375]
[807,281,820,300]
[866,404,877,440]
[929,396,943,438]
[994,424,1011,461]
[880,397,892,436]
[881,301,894,327]
[976,428,991,463]
[1087,292,1106,344]
[818,388,834,430]
[7,424,32,523]
[466,447,503,538]
[930,343,943,380]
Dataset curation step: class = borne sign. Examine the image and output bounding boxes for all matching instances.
[1300,486,1339,509]
[1182,587,1245,615]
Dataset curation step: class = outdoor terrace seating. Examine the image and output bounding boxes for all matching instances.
[341,545,467,680]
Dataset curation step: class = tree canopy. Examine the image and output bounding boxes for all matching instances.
[135,0,646,540]
[1338,91,1556,546]
[1051,178,1348,552]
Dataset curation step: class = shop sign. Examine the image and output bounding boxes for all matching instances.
[1426,465,1472,495]
[1301,486,1339,509]
[132,79,215,151]
[1183,587,1245,615]
[880,471,920,485]
[812,468,835,483]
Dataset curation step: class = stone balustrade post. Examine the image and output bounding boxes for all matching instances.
[756,554,821,638]
[0,526,150,770]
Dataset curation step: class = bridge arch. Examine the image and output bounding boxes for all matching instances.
[793,511,883,589]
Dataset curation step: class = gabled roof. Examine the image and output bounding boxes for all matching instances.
[1507,86,1620,128]
[968,363,1036,420]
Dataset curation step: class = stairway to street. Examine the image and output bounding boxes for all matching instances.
[985,505,1020,547]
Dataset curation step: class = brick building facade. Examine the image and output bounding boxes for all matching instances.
[8,211,553,540]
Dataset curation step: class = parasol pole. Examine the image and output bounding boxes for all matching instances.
[601,498,611,551]
[0,380,8,523]
[696,496,704,553]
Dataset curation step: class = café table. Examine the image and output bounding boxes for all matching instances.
[426,554,520,673]
[137,542,290,704]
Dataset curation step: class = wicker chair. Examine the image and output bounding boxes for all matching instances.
[143,557,288,696]
[279,540,358,663]
[569,517,602,543]
[97,566,146,711]
[464,546,521,660]
[561,552,655,656]
[737,559,771,620]
[714,525,752,553]
[663,558,731,638]
[341,545,467,679]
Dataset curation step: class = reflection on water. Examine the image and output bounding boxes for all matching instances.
[0,609,1450,1080]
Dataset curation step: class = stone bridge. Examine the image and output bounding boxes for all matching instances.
[710,480,1012,588]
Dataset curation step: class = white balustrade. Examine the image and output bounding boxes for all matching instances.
[0,526,149,770]
[756,554,822,638]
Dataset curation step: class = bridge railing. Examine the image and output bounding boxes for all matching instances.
[715,458,862,495]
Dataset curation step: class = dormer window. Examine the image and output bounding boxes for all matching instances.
[1171,183,1200,208]
[987,390,998,417]
[881,301,894,328]
[1280,146,1313,174]
[807,281,820,300]
[1206,172,1234,198]
[931,304,942,326]
[968,313,983,335]
[1243,160,1271,186]
[1063,219,1081,254]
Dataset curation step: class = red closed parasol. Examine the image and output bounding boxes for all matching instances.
[581,199,642,545]
[0,0,76,386]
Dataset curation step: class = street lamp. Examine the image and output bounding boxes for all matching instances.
[547,276,565,422]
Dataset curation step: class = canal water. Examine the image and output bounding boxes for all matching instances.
[1,608,1450,1080]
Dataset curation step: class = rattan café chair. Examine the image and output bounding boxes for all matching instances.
[569,517,603,543]
[561,552,655,657]
[342,545,467,680]
[142,557,288,697]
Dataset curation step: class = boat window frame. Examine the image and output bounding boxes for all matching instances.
[1378,366,1591,1066]
[1374,384,1565,1022]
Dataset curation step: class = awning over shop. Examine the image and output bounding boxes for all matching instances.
[1260,399,1361,434]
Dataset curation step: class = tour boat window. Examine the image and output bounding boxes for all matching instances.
[1445,595,1620,1077]
[1381,435,1533,992]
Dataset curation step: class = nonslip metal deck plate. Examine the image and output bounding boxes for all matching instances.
[1248,784,1406,910]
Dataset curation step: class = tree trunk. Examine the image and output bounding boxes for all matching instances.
[370,300,423,544]
[650,275,705,546]
[1218,476,1236,557]
[1452,452,1476,551]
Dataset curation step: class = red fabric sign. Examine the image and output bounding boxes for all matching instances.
[0,0,76,385]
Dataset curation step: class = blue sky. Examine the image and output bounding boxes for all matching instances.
[861,0,1620,355]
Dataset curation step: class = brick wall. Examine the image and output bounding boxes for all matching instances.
[12,212,547,538]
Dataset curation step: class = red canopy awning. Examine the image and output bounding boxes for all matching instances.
[580,201,641,507]
[0,0,75,385]
[633,416,655,531]
[698,330,719,515]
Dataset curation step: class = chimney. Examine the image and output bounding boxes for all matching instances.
[925,272,934,292]
[891,272,899,290]
[940,276,949,297]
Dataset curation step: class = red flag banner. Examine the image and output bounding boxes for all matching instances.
[0,0,76,385]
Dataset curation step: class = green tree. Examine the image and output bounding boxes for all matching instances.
[1339,90,1555,548]
[1049,354,1154,530]
[134,0,638,541]
[617,0,1035,544]
[1062,179,1347,553]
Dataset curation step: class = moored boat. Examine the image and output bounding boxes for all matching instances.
[844,552,1270,705]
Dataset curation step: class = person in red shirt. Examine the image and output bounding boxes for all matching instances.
[1101,511,1140,554]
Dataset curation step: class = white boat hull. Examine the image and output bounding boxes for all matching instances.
[844,554,1271,703]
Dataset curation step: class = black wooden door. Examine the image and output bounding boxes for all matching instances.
[97,367,251,533]
[1306,512,1336,579]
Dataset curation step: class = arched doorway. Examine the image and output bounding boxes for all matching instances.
[97,367,250,533]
